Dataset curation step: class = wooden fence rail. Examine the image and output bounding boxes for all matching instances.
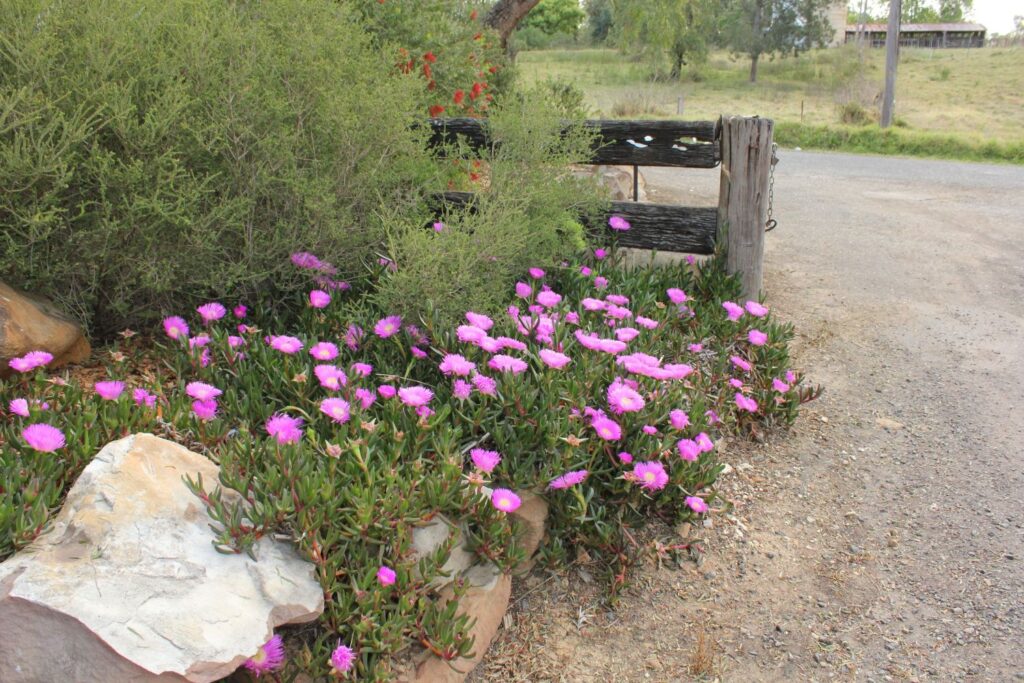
[427,115,773,299]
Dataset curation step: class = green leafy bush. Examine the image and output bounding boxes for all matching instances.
[0,0,434,336]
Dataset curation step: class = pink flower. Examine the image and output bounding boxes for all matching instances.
[635,315,658,329]
[580,265,592,276]
[314,364,347,390]
[581,297,605,311]
[465,311,494,330]
[355,388,376,409]
[688,343,703,353]
[329,642,356,675]
[244,634,285,675]
[608,215,631,231]
[94,381,125,400]
[320,397,351,424]
[440,354,476,377]
[536,290,562,308]
[735,392,758,412]
[677,439,700,462]
[433,221,445,232]
[685,496,709,513]
[163,316,189,340]
[457,324,488,344]
[539,349,571,369]
[591,414,622,441]
[308,289,331,309]
[233,304,247,318]
[615,327,640,342]
[528,267,545,279]
[642,425,658,435]
[730,355,752,372]
[748,329,768,346]
[398,386,433,407]
[189,334,211,349]
[549,470,588,489]
[9,398,30,417]
[772,378,790,392]
[669,409,690,430]
[344,325,364,351]
[197,302,226,323]
[292,251,323,270]
[785,370,796,384]
[491,488,521,513]
[228,335,245,348]
[488,355,528,374]
[706,409,721,424]
[496,336,527,352]
[377,565,397,586]
[309,341,339,361]
[266,414,304,445]
[374,315,402,338]
[133,388,157,408]
[607,381,645,413]
[515,281,533,298]
[472,373,497,396]
[594,276,608,289]
[470,448,501,473]
[618,451,634,464]
[410,346,427,359]
[192,399,218,421]
[378,384,397,398]
[593,248,607,261]
[632,461,669,491]
[269,335,304,354]
[350,362,373,377]
[185,381,222,402]
[729,378,744,389]
[667,288,688,304]
[452,379,472,399]
[745,300,768,317]
[21,424,65,452]
[695,432,714,452]
[722,301,744,321]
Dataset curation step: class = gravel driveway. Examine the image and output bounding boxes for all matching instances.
[475,151,1024,682]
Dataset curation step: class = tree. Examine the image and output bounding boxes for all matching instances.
[722,0,835,83]
[614,0,721,80]
[486,0,543,48]
[585,0,615,42]
[848,0,974,23]
[520,0,586,37]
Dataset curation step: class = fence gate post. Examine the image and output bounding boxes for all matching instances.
[717,115,774,300]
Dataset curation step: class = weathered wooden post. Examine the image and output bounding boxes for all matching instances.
[717,115,773,300]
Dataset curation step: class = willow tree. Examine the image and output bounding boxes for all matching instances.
[614,0,721,80]
[721,0,834,83]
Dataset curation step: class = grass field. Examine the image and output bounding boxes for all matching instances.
[518,46,1024,162]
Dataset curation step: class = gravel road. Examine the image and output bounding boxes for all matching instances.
[475,151,1024,682]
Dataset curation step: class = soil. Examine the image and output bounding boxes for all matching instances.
[470,151,1024,682]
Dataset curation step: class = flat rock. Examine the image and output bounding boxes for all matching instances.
[411,515,475,590]
[510,490,548,574]
[0,433,323,683]
[412,563,512,683]
[0,280,90,376]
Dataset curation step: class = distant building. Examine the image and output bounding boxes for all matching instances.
[844,23,987,48]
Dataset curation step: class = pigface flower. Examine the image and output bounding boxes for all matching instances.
[685,496,709,513]
[308,290,331,309]
[374,315,402,338]
[722,301,744,321]
[185,381,222,402]
[163,316,190,339]
[320,398,351,424]
[330,643,356,675]
[377,565,397,586]
[632,461,669,491]
[94,381,125,401]
[310,341,339,361]
[21,424,66,452]
[539,349,571,369]
[491,488,521,513]
[266,414,304,445]
[549,470,588,490]
[470,448,501,473]
[608,215,631,231]
[244,634,285,675]
[439,354,476,377]
[397,386,433,407]
[745,300,768,317]
[197,302,226,323]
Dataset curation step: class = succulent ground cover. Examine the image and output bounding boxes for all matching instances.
[0,231,814,680]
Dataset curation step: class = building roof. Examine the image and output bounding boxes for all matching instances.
[846,22,987,33]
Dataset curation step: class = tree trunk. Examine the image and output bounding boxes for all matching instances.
[485,0,543,49]
[749,52,760,83]
[749,0,763,83]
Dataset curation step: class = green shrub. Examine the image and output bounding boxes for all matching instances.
[0,0,434,336]
[838,101,875,126]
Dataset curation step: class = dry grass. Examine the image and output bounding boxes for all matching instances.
[517,46,1024,144]
[687,624,721,679]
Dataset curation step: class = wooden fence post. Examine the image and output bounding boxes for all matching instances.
[717,116,773,300]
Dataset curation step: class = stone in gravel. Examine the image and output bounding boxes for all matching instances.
[0,434,323,683]
[875,417,905,431]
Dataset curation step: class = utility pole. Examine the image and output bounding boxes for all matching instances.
[881,0,901,128]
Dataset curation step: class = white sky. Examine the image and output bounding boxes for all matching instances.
[971,0,1023,34]
[854,0,1023,34]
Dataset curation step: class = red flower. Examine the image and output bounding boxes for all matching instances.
[422,63,432,80]
[473,32,482,41]
[423,51,437,64]
[470,9,477,20]
[470,82,484,100]
[488,65,498,74]
[428,104,445,117]
[453,90,465,105]
[427,80,436,90]
[469,172,481,181]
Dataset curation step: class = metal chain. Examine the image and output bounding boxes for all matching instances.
[765,142,779,232]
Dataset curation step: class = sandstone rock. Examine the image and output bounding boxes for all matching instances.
[0,434,323,683]
[0,280,90,377]
[510,490,548,575]
[413,563,512,683]
[572,164,648,202]
[411,515,476,590]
